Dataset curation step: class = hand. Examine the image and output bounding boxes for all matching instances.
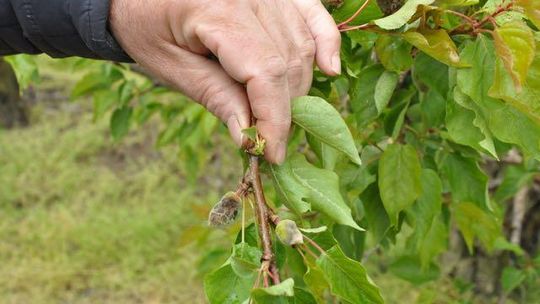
[110,0,341,164]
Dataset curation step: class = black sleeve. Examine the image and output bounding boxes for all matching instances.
[0,0,132,62]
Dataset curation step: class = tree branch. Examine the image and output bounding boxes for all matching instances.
[510,186,529,246]
[248,155,280,286]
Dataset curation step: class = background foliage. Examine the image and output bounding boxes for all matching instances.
[2,0,540,303]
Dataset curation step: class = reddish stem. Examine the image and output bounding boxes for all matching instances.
[302,244,320,260]
[478,2,513,28]
[303,235,326,255]
[337,0,371,28]
[249,155,280,285]
[339,23,372,32]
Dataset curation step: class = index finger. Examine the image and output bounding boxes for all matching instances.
[194,11,291,164]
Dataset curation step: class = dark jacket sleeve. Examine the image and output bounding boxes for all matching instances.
[0,0,132,62]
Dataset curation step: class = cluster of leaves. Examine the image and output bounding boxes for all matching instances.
[6,0,540,302]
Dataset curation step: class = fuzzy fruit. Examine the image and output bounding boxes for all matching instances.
[275,220,304,246]
[208,192,242,228]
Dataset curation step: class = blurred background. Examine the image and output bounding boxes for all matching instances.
[0,55,538,304]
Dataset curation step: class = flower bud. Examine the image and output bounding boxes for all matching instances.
[275,220,304,246]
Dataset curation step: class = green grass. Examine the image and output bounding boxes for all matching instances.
[0,106,215,303]
[0,56,248,303]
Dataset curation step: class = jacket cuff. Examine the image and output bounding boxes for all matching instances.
[9,0,132,62]
[70,0,133,62]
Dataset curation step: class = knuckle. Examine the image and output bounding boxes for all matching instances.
[287,57,304,85]
[256,56,288,79]
[288,58,304,73]
[252,103,291,125]
[198,82,229,118]
[299,38,316,58]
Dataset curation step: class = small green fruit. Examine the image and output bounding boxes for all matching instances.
[208,192,242,228]
[275,220,304,246]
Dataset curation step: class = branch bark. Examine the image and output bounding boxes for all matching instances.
[510,186,529,246]
[248,155,280,286]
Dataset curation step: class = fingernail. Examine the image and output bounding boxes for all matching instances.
[227,115,243,147]
[274,141,287,165]
[331,52,341,75]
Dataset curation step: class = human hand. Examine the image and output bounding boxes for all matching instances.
[109,0,341,164]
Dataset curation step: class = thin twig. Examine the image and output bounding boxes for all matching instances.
[477,2,513,28]
[302,244,320,260]
[338,0,372,28]
[303,235,326,255]
[511,187,529,246]
[445,9,476,25]
[296,247,308,262]
[339,23,373,32]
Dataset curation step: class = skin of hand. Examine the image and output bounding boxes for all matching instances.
[109,0,341,164]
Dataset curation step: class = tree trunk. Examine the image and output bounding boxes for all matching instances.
[0,58,28,128]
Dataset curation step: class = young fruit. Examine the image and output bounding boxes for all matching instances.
[208,192,242,228]
[275,220,304,246]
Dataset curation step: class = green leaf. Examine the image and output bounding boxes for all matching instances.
[299,226,328,234]
[416,217,448,268]
[292,96,361,165]
[374,0,435,30]
[413,53,448,128]
[501,267,527,293]
[403,29,466,67]
[270,158,312,216]
[242,126,259,142]
[413,52,449,95]
[317,246,384,304]
[306,133,339,171]
[361,184,391,244]
[119,80,135,105]
[439,0,479,6]
[374,71,399,113]
[71,72,109,99]
[333,0,383,25]
[4,54,39,90]
[93,90,118,121]
[493,21,536,90]
[452,202,501,252]
[204,264,252,304]
[515,0,540,28]
[350,65,385,128]
[291,288,317,304]
[304,265,329,303]
[110,106,133,140]
[389,255,440,284]
[378,144,423,225]
[457,35,540,159]
[446,87,498,158]
[494,166,535,202]
[441,153,491,211]
[251,278,295,303]
[375,35,414,72]
[231,243,262,278]
[489,38,540,126]
[406,169,443,266]
[270,155,362,230]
